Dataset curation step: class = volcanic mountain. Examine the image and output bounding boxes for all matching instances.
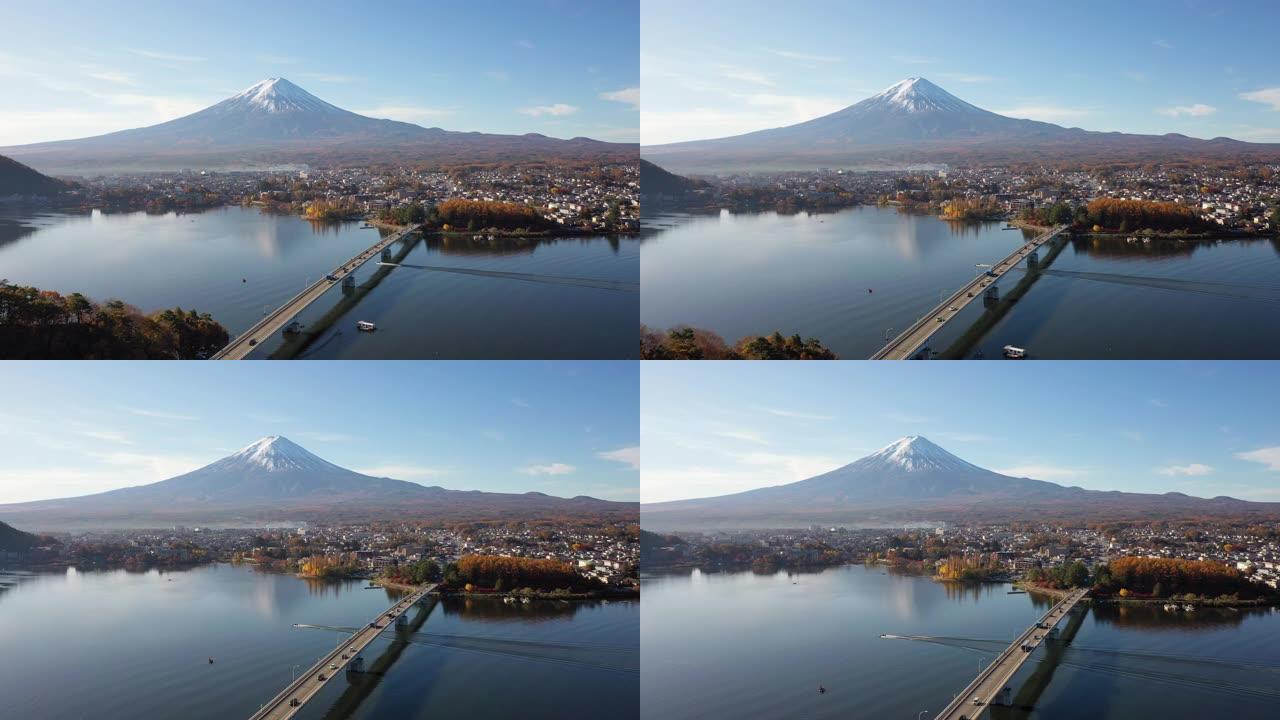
[642,436,1280,530]
[1,78,635,174]
[642,77,1280,172]
[0,436,633,530]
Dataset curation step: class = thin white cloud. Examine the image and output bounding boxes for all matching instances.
[301,72,355,84]
[994,105,1092,124]
[1240,87,1280,111]
[255,53,296,64]
[713,429,768,445]
[356,464,446,481]
[517,40,536,49]
[720,65,775,87]
[763,407,834,421]
[1157,463,1214,476]
[1159,103,1216,117]
[127,407,200,421]
[600,87,639,109]
[891,54,937,65]
[355,105,452,124]
[939,73,995,84]
[511,397,532,409]
[1236,447,1280,471]
[1153,39,1174,49]
[996,464,1086,481]
[767,49,840,64]
[293,431,355,443]
[80,429,132,445]
[598,446,640,470]
[485,70,511,82]
[519,103,578,117]
[127,48,206,63]
[519,463,576,476]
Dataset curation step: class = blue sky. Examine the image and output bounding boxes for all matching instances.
[642,0,1280,144]
[0,361,638,504]
[0,0,638,145]
[642,362,1280,504]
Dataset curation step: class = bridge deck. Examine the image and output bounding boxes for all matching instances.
[870,224,1068,360]
[935,587,1088,720]
[248,583,436,720]
[212,223,421,360]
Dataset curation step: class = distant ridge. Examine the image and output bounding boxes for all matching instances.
[0,520,40,551]
[1,78,637,174]
[0,436,636,530]
[642,77,1280,172]
[642,436,1280,529]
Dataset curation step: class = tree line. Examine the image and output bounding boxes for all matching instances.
[447,554,581,592]
[1020,198,1209,233]
[0,280,228,359]
[641,325,837,360]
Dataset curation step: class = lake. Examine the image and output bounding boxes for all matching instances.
[641,208,1280,359]
[640,565,1280,719]
[0,207,638,358]
[640,207,1030,358]
[0,565,638,720]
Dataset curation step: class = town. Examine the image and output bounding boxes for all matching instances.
[46,162,640,234]
[643,521,1280,598]
[644,162,1280,235]
[4,520,640,595]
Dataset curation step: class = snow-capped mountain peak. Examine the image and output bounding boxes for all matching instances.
[225,78,342,115]
[864,77,978,114]
[859,435,983,473]
[224,435,340,473]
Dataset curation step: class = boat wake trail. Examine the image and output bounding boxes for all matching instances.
[396,264,639,292]
[1040,269,1280,303]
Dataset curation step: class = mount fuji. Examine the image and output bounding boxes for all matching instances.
[1,78,635,174]
[641,435,1280,530]
[642,77,1280,172]
[0,436,634,530]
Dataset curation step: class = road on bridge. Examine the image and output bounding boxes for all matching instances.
[212,223,421,360]
[248,582,437,720]
[935,587,1089,720]
[870,224,1068,360]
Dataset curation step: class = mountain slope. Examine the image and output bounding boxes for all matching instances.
[642,436,1280,529]
[0,520,41,552]
[0,154,68,196]
[642,77,1280,172]
[0,436,635,530]
[1,78,636,173]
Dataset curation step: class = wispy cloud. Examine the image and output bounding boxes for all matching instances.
[713,429,768,445]
[127,407,199,421]
[891,54,937,65]
[80,429,132,445]
[519,463,576,476]
[600,87,639,109]
[1157,463,1214,476]
[994,105,1092,124]
[598,446,640,470]
[485,70,511,82]
[517,40,535,50]
[939,73,995,84]
[511,397,532,409]
[355,105,452,124]
[1149,398,1169,408]
[80,64,137,86]
[1153,38,1174,49]
[293,431,356,443]
[356,464,446,481]
[519,103,578,117]
[1240,87,1280,111]
[767,48,840,64]
[254,53,296,64]
[996,464,1086,481]
[762,407,833,421]
[127,48,206,63]
[719,65,775,87]
[1159,103,1216,117]
[1236,446,1280,471]
[301,72,355,84]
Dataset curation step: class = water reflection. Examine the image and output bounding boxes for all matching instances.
[440,596,610,623]
[1089,603,1252,631]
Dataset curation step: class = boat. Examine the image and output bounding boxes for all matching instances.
[1003,345,1026,359]
[356,321,376,332]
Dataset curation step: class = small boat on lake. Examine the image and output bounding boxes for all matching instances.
[1003,345,1026,359]
[356,321,376,332]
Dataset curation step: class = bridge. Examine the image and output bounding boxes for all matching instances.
[248,582,437,720]
[934,587,1089,720]
[870,224,1070,360]
[211,223,422,360]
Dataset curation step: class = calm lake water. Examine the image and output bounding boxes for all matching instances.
[642,208,1280,359]
[0,565,638,720]
[641,566,1280,719]
[0,207,638,358]
[641,207,1028,358]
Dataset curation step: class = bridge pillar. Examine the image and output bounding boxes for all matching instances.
[380,248,392,263]
[998,686,1012,706]
[395,612,408,628]
[347,655,364,679]
[1027,250,1039,269]
[983,284,999,308]
[342,274,356,289]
